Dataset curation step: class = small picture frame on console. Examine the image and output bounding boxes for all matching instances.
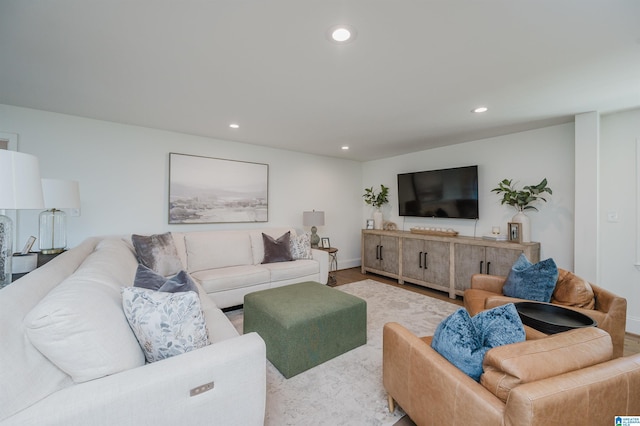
[321,237,331,249]
[365,219,374,230]
[508,222,522,243]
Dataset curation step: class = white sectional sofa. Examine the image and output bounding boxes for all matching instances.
[171,227,329,308]
[0,226,326,425]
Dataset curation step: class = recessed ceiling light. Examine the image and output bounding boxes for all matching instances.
[229,123,239,129]
[341,146,349,150]
[472,107,488,113]
[326,24,357,44]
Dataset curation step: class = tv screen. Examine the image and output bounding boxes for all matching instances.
[398,165,479,219]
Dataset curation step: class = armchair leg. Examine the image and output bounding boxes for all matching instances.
[387,394,396,413]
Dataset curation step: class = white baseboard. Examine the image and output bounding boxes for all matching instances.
[627,315,640,335]
[336,258,361,271]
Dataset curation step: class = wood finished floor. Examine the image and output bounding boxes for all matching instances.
[333,267,640,357]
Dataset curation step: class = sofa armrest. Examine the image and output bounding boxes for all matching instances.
[589,283,627,358]
[383,322,505,426]
[4,333,266,426]
[311,248,329,285]
[470,273,507,293]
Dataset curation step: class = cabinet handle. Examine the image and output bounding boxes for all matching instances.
[479,260,484,274]
[418,251,423,268]
[486,261,491,275]
[379,246,383,261]
[424,252,428,269]
[375,245,380,260]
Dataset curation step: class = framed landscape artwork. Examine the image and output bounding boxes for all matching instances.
[168,153,268,224]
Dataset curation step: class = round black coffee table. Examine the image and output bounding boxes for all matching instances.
[514,301,597,334]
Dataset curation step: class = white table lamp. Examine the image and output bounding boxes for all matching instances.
[39,179,80,254]
[303,210,325,248]
[0,150,44,287]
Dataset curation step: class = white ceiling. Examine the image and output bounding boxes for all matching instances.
[1,1,639,161]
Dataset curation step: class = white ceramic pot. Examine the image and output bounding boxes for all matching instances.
[373,209,383,230]
[511,210,531,242]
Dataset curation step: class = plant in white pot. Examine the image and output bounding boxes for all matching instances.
[491,178,552,242]
[363,185,389,230]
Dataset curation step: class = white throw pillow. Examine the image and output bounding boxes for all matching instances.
[122,287,210,363]
[24,276,145,383]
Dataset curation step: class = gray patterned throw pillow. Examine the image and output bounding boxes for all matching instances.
[290,232,313,260]
[131,232,183,277]
[121,287,210,363]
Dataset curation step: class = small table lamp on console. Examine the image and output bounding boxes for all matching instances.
[0,150,45,288]
[303,210,325,248]
[39,178,80,255]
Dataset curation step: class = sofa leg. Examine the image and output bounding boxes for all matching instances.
[387,394,396,413]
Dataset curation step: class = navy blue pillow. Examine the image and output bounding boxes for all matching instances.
[431,303,525,381]
[503,254,558,302]
[133,264,198,294]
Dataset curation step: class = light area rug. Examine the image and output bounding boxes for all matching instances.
[225,279,460,426]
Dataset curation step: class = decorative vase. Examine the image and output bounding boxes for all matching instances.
[373,209,383,230]
[511,210,531,243]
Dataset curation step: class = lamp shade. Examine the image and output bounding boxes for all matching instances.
[41,179,81,209]
[303,210,325,227]
[0,150,44,209]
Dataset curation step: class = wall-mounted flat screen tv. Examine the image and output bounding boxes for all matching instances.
[398,165,479,219]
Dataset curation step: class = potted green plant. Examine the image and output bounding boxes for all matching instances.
[491,178,552,211]
[363,185,389,230]
[491,178,552,242]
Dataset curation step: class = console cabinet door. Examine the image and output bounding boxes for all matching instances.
[484,247,522,277]
[362,233,399,275]
[402,238,449,287]
[454,244,485,292]
[454,244,530,292]
[422,240,450,286]
[363,234,381,270]
[401,238,424,281]
[379,235,399,275]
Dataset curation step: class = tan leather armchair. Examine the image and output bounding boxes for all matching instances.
[464,273,627,358]
[383,323,640,426]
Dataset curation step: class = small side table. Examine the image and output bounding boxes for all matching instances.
[11,251,65,282]
[317,247,338,286]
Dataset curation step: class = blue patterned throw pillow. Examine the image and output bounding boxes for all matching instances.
[503,254,559,302]
[431,309,484,380]
[431,303,525,381]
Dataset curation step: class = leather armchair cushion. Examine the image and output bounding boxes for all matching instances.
[481,327,613,402]
[551,268,595,309]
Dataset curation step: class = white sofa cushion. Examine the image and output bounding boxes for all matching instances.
[261,259,320,281]
[23,238,145,383]
[122,287,210,363]
[185,231,253,272]
[191,264,270,292]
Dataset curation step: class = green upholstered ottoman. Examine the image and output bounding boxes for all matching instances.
[243,281,367,378]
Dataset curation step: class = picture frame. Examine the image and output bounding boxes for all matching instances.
[321,237,331,249]
[366,219,374,230]
[21,236,36,255]
[168,153,268,224]
[508,222,522,243]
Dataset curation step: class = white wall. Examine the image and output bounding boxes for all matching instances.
[3,103,638,333]
[600,108,640,334]
[362,123,576,269]
[0,105,364,269]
